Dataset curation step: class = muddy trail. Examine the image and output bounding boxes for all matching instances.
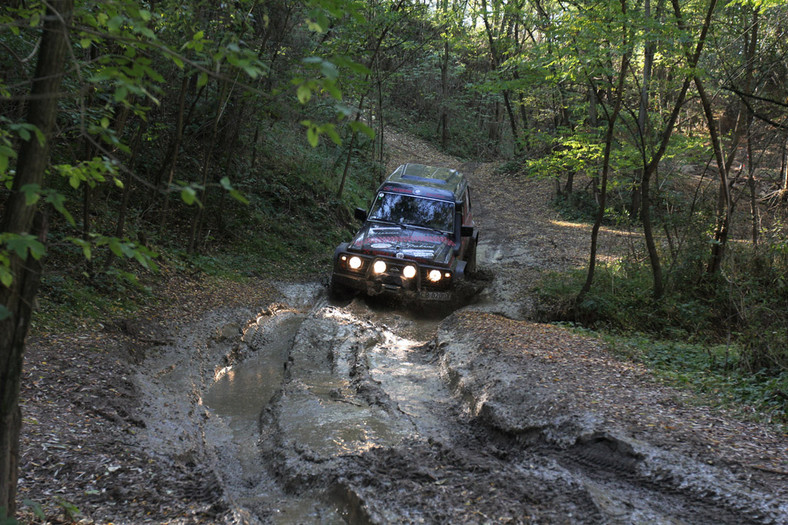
[135,271,786,523]
[19,132,787,524]
[163,292,783,524]
[131,139,786,523]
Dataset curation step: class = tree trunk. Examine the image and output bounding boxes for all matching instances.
[158,75,189,233]
[480,0,519,147]
[637,0,718,299]
[782,135,788,194]
[114,122,145,240]
[439,38,450,149]
[694,78,733,276]
[743,7,760,248]
[631,0,660,220]
[0,0,72,516]
[577,2,631,304]
[188,80,228,254]
[575,0,630,304]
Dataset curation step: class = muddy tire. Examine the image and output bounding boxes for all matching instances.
[329,274,355,301]
[465,233,478,275]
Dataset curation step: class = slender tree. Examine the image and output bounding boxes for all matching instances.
[577,0,631,303]
[0,0,73,515]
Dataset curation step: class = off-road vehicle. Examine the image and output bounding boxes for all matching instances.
[331,163,478,302]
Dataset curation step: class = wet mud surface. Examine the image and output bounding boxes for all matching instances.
[18,135,788,524]
[139,283,784,524]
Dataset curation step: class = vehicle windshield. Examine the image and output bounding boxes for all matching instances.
[368,192,455,233]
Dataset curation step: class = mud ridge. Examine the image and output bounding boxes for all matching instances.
[436,316,788,524]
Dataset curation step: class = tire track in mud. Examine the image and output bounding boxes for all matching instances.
[194,290,785,524]
[248,300,608,523]
[436,317,788,525]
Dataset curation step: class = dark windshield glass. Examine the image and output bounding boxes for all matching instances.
[368,193,454,233]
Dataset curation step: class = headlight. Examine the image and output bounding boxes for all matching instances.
[373,260,387,274]
[348,256,362,270]
[402,265,417,279]
[427,269,442,282]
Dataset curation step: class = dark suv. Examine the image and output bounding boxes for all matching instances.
[331,163,478,302]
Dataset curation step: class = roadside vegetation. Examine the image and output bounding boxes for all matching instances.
[2,0,788,518]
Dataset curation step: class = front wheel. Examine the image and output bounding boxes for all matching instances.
[329,274,355,301]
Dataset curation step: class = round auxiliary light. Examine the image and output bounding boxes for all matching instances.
[427,269,442,282]
[402,265,417,279]
[348,256,362,270]
[373,260,387,274]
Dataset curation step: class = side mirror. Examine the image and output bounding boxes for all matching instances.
[460,225,474,237]
[354,207,368,222]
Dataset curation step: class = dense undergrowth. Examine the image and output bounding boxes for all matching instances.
[534,189,788,426]
[32,121,378,334]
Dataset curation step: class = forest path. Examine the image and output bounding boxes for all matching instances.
[16,129,788,524]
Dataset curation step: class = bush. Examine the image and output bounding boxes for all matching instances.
[535,241,788,425]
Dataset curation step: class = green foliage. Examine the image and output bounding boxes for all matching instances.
[607,334,787,425]
[54,497,80,522]
[536,237,788,424]
[22,500,46,521]
[34,268,154,332]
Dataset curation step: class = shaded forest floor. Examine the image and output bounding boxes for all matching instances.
[14,130,788,523]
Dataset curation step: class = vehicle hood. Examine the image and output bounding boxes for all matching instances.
[349,223,455,265]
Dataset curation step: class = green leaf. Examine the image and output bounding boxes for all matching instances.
[20,184,40,205]
[181,186,196,205]
[45,191,75,226]
[0,266,12,288]
[114,86,128,103]
[324,82,341,101]
[6,234,46,260]
[323,124,341,145]
[230,189,249,205]
[0,304,10,320]
[320,60,339,80]
[70,238,92,259]
[108,16,125,32]
[306,19,324,33]
[297,84,312,104]
[349,121,375,140]
[306,125,319,147]
[133,250,150,269]
[197,72,209,89]
[108,238,123,258]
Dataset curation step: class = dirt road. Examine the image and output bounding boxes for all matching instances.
[18,133,788,523]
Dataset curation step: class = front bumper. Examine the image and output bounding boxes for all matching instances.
[332,247,458,302]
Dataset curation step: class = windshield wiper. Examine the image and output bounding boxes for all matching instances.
[407,223,450,235]
[369,218,404,227]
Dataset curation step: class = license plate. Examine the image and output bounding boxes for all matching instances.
[421,290,452,301]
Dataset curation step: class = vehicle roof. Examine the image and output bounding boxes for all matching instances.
[379,163,467,202]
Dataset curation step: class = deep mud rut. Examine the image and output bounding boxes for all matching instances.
[132,157,786,524]
[139,272,786,524]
